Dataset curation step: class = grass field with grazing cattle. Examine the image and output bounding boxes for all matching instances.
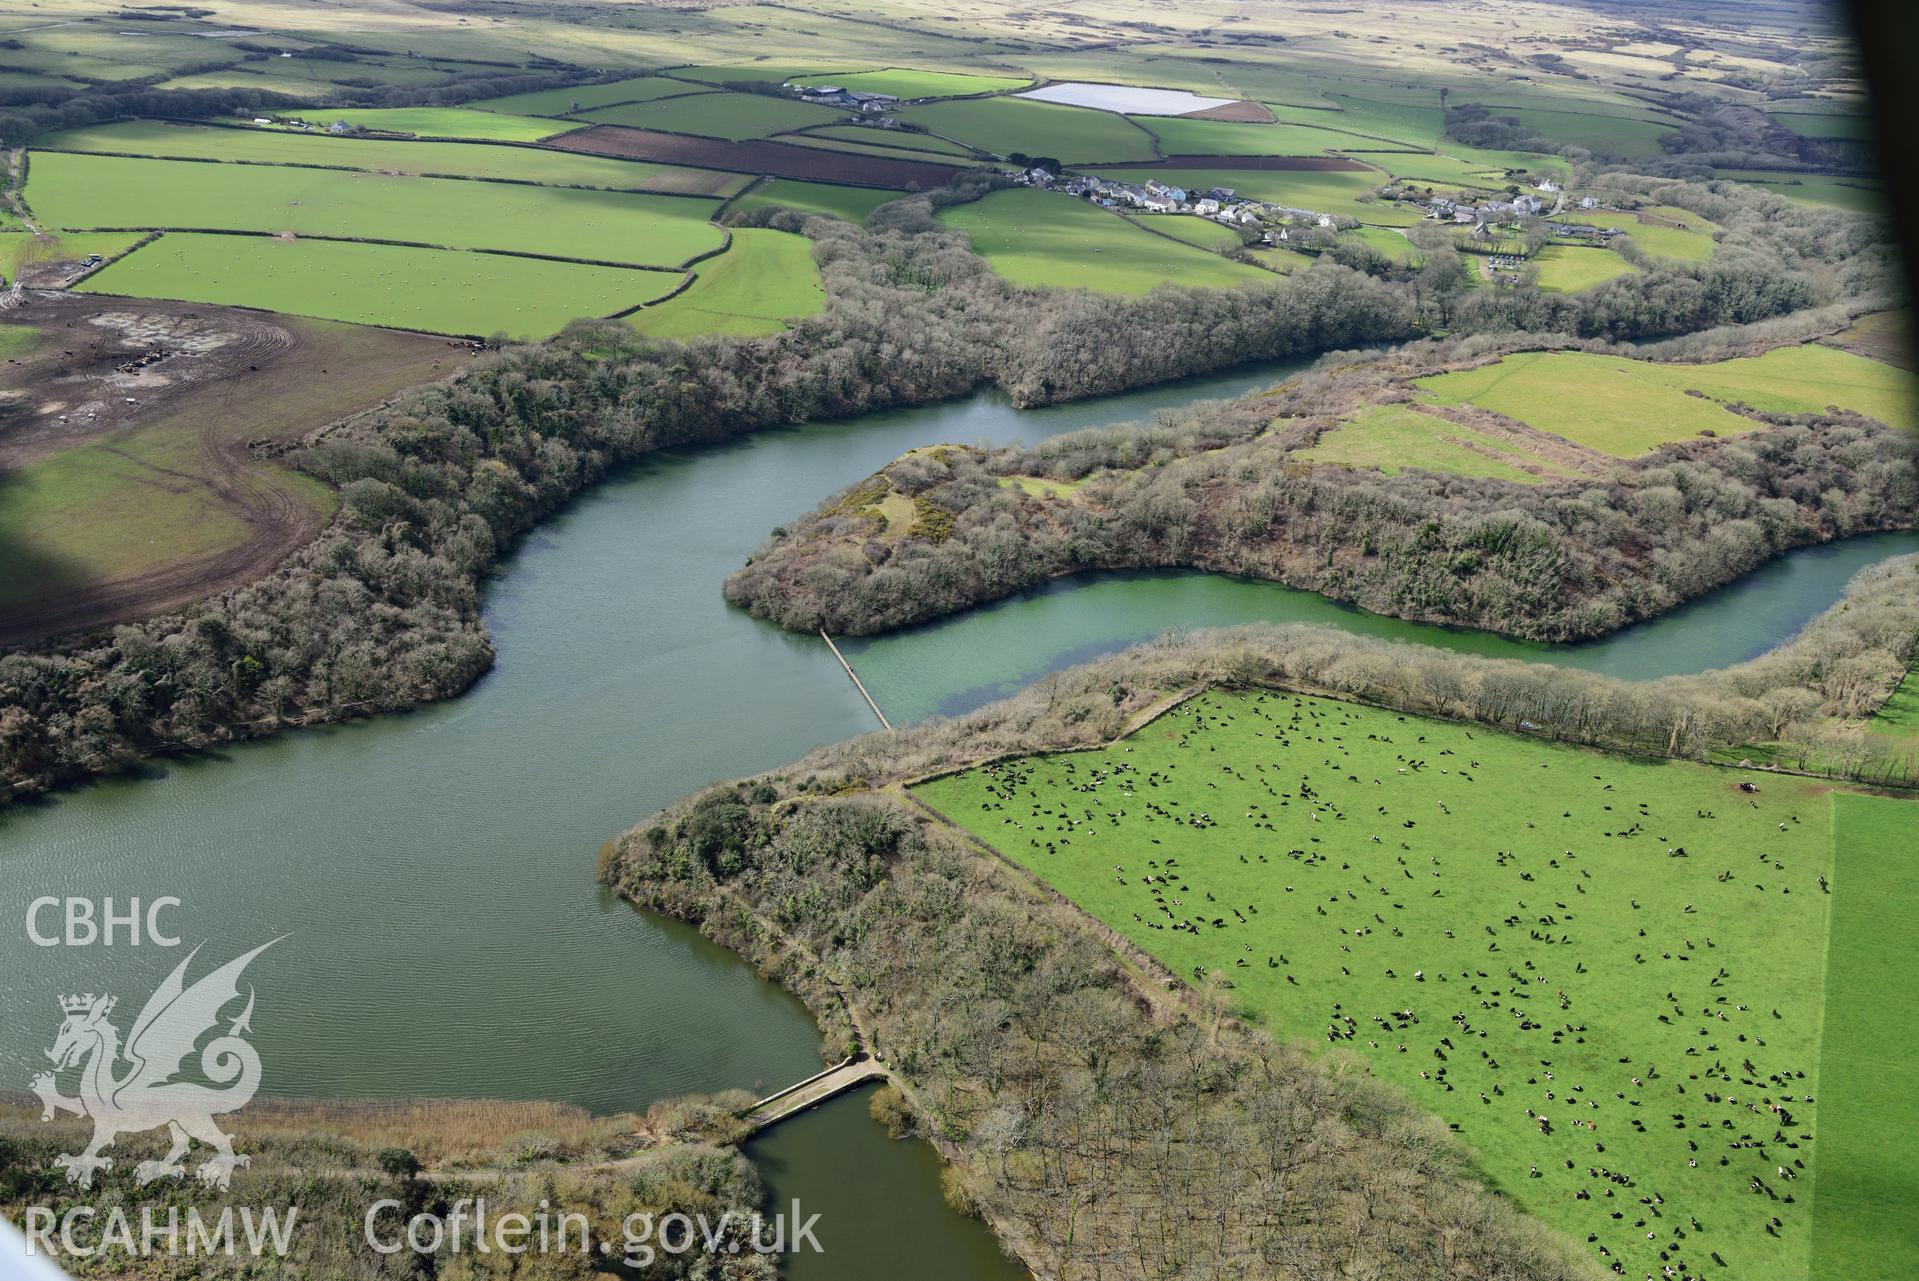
[1417,346,1918,456]
[628,228,824,339]
[81,234,676,339]
[26,152,727,267]
[938,188,1271,294]
[915,688,1912,1281]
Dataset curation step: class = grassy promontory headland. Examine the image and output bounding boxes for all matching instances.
[603,563,1919,1280]
[725,322,1917,644]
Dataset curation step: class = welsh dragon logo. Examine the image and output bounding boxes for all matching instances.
[30,941,276,1191]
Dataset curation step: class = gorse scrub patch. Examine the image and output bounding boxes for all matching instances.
[914,689,1856,1281]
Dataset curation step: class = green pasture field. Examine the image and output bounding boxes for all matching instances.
[1627,343,1917,430]
[1267,96,1443,150]
[1557,208,1718,262]
[1871,669,1919,729]
[1477,105,1679,157]
[34,122,749,196]
[789,67,1031,98]
[1140,115,1423,158]
[158,70,365,98]
[914,688,1851,1281]
[306,108,571,142]
[1251,245,1316,274]
[1416,346,1917,456]
[797,126,979,158]
[1809,792,1919,1281]
[628,228,824,340]
[1372,152,1510,188]
[470,76,701,116]
[25,153,726,268]
[81,234,676,340]
[898,97,1157,162]
[1767,112,1872,141]
[1442,141,1573,181]
[576,92,847,140]
[938,189,1270,295]
[1088,167,1416,227]
[1717,172,1885,214]
[726,178,897,223]
[1131,213,1243,253]
[1532,244,1638,293]
[775,134,981,166]
[1302,403,1560,483]
[1346,224,1420,262]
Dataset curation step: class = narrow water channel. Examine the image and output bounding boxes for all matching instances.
[1,354,1910,1276]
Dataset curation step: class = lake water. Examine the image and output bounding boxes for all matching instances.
[2,354,1910,1277]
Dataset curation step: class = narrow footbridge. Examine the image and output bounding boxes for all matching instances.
[739,1056,891,1133]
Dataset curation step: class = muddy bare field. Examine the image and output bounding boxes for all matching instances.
[0,293,462,646]
[551,125,967,189]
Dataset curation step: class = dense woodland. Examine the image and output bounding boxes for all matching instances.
[725,323,1917,642]
[605,557,1919,1280]
[0,170,1898,803]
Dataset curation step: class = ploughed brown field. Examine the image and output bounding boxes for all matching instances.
[1096,154,1375,171]
[1177,100,1277,122]
[549,125,968,189]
